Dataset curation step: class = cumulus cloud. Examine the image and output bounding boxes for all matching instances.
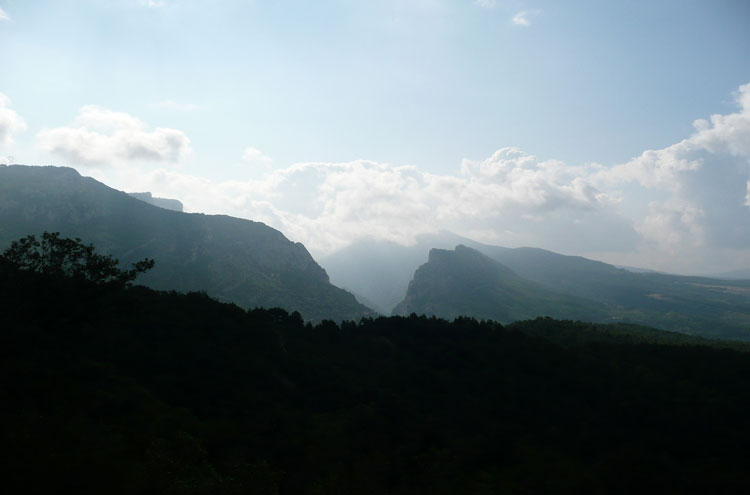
[0,93,27,147]
[242,147,273,167]
[636,201,706,254]
[79,82,750,273]
[460,147,612,211]
[37,105,191,167]
[595,83,750,252]
[512,9,541,27]
[89,146,636,256]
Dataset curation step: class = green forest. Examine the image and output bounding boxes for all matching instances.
[2,234,750,493]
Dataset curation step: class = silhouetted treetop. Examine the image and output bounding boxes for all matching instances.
[2,231,154,287]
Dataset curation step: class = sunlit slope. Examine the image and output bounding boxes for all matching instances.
[0,165,372,321]
[393,245,610,323]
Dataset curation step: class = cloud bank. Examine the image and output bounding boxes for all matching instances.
[76,83,750,274]
[595,83,750,254]
[37,106,191,167]
[86,147,634,256]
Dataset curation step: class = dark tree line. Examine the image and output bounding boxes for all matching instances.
[1,235,750,493]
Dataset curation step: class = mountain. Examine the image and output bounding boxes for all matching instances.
[615,264,664,274]
[0,165,372,321]
[393,245,610,323]
[321,232,629,315]
[128,192,184,212]
[320,231,474,314]
[327,234,750,339]
[709,268,750,280]
[484,246,750,339]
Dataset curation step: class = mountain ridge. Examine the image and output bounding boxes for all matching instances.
[393,245,611,323]
[0,165,372,322]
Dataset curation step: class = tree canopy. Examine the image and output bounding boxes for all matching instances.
[2,231,154,287]
[2,234,750,493]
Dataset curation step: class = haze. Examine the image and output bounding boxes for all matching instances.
[1,0,749,275]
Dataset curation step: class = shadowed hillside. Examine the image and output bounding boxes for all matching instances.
[0,165,372,321]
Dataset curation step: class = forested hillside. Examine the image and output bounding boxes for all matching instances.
[2,243,749,493]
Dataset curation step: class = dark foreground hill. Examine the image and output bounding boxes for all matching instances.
[0,165,371,321]
[2,256,750,494]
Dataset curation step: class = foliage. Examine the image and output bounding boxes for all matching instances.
[2,255,750,493]
[2,231,154,287]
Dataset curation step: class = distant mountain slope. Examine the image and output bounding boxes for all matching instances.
[0,165,372,321]
[483,246,750,339]
[128,192,183,212]
[328,234,750,340]
[709,268,750,280]
[393,245,610,323]
[320,231,473,314]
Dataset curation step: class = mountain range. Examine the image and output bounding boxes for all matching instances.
[323,234,750,340]
[3,164,750,340]
[392,245,610,323]
[0,165,372,322]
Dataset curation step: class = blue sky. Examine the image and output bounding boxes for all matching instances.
[1,0,750,273]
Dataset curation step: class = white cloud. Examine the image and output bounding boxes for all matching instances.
[78,82,750,274]
[460,147,612,211]
[594,82,750,252]
[636,201,706,254]
[0,8,9,21]
[242,147,273,167]
[89,146,633,256]
[0,93,27,147]
[152,100,200,112]
[474,0,496,8]
[512,9,541,27]
[37,105,191,166]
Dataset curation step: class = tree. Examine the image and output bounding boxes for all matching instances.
[2,232,154,287]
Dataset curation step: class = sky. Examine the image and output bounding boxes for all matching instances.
[1,0,749,274]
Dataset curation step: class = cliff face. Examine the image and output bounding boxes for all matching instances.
[128,192,184,212]
[0,165,373,321]
[393,245,608,323]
